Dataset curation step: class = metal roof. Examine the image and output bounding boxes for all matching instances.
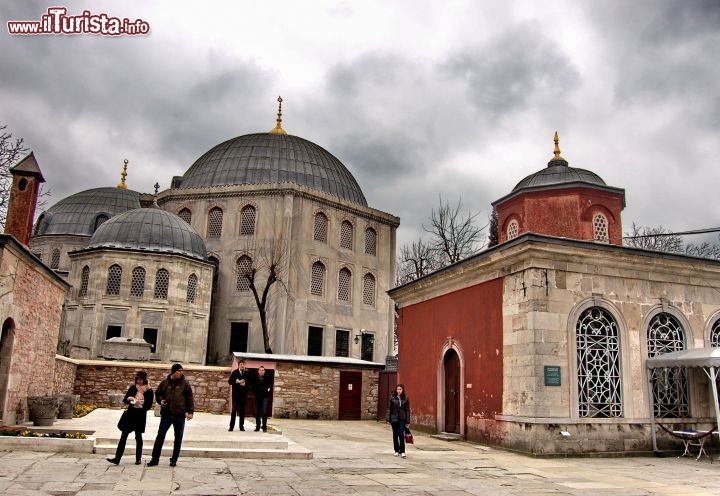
[511,158,607,192]
[646,347,720,369]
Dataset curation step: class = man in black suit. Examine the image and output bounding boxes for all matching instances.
[252,366,273,432]
[228,359,250,431]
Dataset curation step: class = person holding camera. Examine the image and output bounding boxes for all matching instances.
[107,370,154,465]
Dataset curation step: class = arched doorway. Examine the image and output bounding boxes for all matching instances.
[443,349,460,433]
[0,318,16,422]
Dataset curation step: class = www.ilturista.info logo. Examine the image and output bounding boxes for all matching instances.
[7,7,150,36]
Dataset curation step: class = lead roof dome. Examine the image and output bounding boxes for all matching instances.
[87,207,207,260]
[176,133,367,206]
[511,157,607,193]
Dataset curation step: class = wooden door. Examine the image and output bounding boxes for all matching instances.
[377,371,397,421]
[444,350,460,433]
[339,371,362,420]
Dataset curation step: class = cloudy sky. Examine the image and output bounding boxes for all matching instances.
[2,0,718,249]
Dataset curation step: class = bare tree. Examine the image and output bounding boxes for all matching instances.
[237,239,289,353]
[396,238,439,285]
[423,195,487,266]
[623,222,720,259]
[0,124,28,229]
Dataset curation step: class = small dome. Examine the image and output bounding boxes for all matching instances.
[35,187,141,236]
[176,133,367,206]
[511,158,607,193]
[87,207,207,260]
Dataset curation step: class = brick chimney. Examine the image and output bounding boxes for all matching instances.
[4,152,45,246]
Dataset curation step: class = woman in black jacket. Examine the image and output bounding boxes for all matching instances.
[386,384,411,458]
[107,370,154,465]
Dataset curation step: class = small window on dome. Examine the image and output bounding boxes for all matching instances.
[507,220,519,240]
[94,214,109,232]
[154,269,169,299]
[593,213,609,243]
[106,264,122,296]
[131,267,146,297]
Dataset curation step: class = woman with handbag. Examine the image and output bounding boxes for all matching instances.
[107,370,154,465]
[386,384,411,458]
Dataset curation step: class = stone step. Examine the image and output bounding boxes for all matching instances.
[94,443,312,459]
[95,437,287,450]
[431,432,462,441]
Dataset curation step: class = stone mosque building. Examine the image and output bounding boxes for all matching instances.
[29,100,399,366]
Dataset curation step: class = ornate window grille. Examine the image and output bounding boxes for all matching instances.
[186,273,198,303]
[130,266,146,297]
[507,220,519,240]
[207,207,223,237]
[361,333,375,361]
[593,213,609,243]
[362,273,376,306]
[647,313,689,418]
[178,208,192,225]
[240,205,256,235]
[106,264,122,295]
[340,221,353,250]
[338,267,352,302]
[154,269,169,299]
[364,227,377,255]
[314,212,328,242]
[711,319,720,347]
[236,255,253,291]
[50,248,61,269]
[335,329,350,357]
[79,265,90,297]
[310,261,325,296]
[94,214,109,232]
[576,307,623,418]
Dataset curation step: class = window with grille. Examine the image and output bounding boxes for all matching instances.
[310,261,326,296]
[106,325,122,340]
[230,322,249,353]
[361,333,375,361]
[130,267,146,297]
[593,213,609,243]
[79,265,90,297]
[207,207,223,237]
[335,329,350,357]
[362,273,376,306]
[94,214,109,232]
[240,205,256,235]
[50,248,60,269]
[711,319,720,347]
[576,307,622,418]
[236,255,253,291]
[647,313,689,418]
[106,264,122,295]
[364,228,376,255]
[340,221,353,249]
[507,220,519,240]
[186,273,198,303]
[178,208,192,225]
[154,269,169,299]
[338,267,352,302]
[143,328,158,354]
[314,212,328,242]
[308,326,323,356]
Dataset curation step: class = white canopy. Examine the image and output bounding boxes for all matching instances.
[646,347,720,369]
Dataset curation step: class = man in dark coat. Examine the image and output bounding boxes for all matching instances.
[228,359,250,431]
[252,366,273,432]
[147,363,194,467]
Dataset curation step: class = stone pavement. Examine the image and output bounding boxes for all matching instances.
[1,408,720,495]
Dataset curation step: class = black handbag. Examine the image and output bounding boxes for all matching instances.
[117,409,132,431]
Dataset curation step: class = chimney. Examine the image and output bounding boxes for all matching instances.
[5,151,45,246]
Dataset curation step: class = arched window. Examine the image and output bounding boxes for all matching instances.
[240,205,256,235]
[340,221,353,250]
[647,313,689,418]
[130,267,146,297]
[154,269,169,299]
[94,214,109,232]
[338,267,352,302]
[362,273,376,306]
[106,264,122,295]
[310,261,326,296]
[207,207,223,237]
[178,208,192,225]
[79,265,90,297]
[314,212,328,242]
[593,213,609,243]
[507,220,519,240]
[364,227,377,255]
[186,273,198,303]
[711,318,720,347]
[50,248,61,269]
[236,255,253,291]
[576,307,622,418]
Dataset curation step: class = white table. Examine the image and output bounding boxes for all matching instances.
[673,430,710,461]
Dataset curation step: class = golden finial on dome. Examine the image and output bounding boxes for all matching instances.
[269,96,287,135]
[117,159,128,189]
[552,131,565,161]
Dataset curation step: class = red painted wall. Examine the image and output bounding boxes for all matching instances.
[397,278,503,432]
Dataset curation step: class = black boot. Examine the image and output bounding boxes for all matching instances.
[106,458,119,465]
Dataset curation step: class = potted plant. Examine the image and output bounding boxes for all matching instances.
[26,396,60,426]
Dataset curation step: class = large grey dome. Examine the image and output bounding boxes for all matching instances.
[34,187,141,236]
[512,158,607,193]
[87,207,207,260]
[176,133,367,206]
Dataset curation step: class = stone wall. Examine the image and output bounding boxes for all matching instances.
[53,356,77,395]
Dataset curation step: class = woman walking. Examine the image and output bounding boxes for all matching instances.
[107,370,154,465]
[386,384,411,458]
